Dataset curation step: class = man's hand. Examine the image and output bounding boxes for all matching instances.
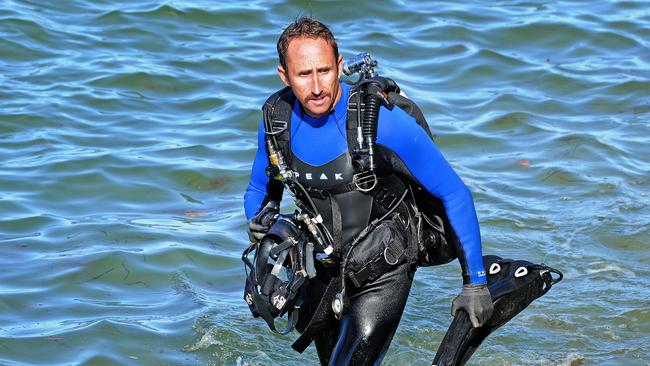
[451,284,494,328]
[247,201,279,244]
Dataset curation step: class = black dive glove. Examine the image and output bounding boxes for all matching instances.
[451,284,494,328]
[247,201,279,244]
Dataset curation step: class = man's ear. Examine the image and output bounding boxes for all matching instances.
[337,54,343,78]
[278,64,290,86]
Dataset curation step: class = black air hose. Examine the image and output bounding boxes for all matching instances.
[362,82,384,172]
[363,93,381,139]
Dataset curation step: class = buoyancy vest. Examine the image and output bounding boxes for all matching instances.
[262,78,459,266]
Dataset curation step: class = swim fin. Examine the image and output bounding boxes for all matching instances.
[432,255,563,366]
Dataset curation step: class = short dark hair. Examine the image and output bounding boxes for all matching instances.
[277,17,339,70]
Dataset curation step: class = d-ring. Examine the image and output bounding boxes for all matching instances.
[384,246,400,265]
[353,171,377,192]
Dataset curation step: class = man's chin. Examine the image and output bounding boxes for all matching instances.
[304,101,331,118]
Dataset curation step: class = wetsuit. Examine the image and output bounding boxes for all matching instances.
[244,82,487,365]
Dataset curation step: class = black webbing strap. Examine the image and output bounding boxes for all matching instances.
[269,238,294,258]
[291,276,341,353]
[289,272,307,295]
[345,87,362,156]
[329,193,343,252]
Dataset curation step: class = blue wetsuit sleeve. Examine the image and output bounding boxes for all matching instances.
[244,117,274,220]
[376,107,487,285]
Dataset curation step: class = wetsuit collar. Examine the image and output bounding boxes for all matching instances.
[295,82,350,127]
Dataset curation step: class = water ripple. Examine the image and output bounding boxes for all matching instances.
[1,0,649,365]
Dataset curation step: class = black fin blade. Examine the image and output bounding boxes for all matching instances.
[432,256,562,366]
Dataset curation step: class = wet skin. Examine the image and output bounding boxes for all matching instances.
[278,36,344,118]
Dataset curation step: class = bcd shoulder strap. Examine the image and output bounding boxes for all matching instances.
[262,86,295,168]
[386,91,434,140]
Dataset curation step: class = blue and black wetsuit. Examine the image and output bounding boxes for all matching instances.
[245,82,487,365]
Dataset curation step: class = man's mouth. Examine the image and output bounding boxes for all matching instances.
[310,94,328,106]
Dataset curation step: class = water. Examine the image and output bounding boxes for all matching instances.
[1,1,649,365]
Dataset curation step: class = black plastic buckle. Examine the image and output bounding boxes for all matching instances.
[269,120,287,135]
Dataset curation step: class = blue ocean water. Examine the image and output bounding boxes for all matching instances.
[1,1,649,365]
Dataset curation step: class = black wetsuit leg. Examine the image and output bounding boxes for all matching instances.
[298,215,416,366]
[328,260,414,366]
[297,274,342,365]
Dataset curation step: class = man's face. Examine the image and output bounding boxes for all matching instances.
[278,36,343,118]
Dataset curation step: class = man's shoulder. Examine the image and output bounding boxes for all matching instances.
[263,86,295,109]
[379,102,419,128]
[376,99,434,148]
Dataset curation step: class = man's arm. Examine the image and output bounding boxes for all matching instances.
[244,118,283,220]
[376,106,487,285]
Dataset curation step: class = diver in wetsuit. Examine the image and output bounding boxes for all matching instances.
[244,18,493,365]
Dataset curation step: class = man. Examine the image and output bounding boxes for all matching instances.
[244,18,493,365]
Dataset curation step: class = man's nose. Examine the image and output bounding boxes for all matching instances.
[310,74,322,95]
